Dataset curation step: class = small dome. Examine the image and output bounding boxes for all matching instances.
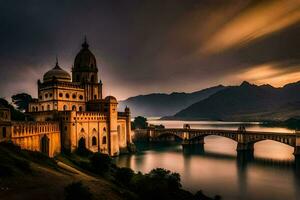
[43,61,71,82]
[74,38,97,72]
[105,96,117,103]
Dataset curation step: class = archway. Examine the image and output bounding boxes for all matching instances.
[202,135,237,156]
[117,125,121,144]
[2,127,6,138]
[157,132,183,142]
[78,137,86,150]
[72,105,76,111]
[41,135,50,156]
[92,136,97,146]
[102,136,107,144]
[254,140,294,160]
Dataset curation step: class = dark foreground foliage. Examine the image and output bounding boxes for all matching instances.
[65,150,220,200]
[64,181,93,200]
[113,167,220,200]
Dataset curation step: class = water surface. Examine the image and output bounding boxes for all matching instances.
[115,120,300,200]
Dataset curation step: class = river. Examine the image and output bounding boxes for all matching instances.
[114,119,300,200]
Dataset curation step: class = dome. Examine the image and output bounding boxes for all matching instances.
[105,96,117,103]
[43,61,71,82]
[73,38,97,72]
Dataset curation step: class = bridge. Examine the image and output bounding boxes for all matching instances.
[146,125,300,157]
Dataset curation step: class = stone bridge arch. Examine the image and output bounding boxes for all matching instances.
[153,131,184,141]
[188,133,239,143]
[248,137,294,147]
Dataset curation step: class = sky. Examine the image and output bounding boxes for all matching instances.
[1,0,300,100]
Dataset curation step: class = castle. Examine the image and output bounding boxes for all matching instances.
[0,39,132,157]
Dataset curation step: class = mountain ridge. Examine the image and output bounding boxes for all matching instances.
[168,81,300,121]
[119,85,225,117]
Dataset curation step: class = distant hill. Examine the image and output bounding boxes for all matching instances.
[169,81,300,121]
[119,85,225,117]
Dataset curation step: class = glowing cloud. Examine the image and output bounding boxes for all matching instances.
[235,63,300,87]
[201,0,300,54]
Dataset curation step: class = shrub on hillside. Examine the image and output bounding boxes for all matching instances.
[115,167,134,185]
[129,168,186,200]
[64,181,92,200]
[89,153,112,174]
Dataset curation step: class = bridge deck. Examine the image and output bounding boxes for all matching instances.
[154,128,295,137]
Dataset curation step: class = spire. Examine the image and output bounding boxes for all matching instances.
[82,35,89,49]
[54,56,61,69]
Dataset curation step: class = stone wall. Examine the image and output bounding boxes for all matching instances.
[11,122,61,157]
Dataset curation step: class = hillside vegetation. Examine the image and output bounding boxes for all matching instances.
[0,142,217,200]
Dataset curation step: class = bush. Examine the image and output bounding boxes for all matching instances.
[129,168,184,200]
[64,181,92,200]
[115,167,134,185]
[89,153,112,174]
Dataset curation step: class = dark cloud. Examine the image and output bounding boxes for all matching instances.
[0,0,300,100]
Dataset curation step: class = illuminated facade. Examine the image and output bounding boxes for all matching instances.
[0,39,132,157]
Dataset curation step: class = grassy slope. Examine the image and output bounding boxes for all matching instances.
[0,143,128,200]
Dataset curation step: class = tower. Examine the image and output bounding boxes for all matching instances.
[72,37,103,101]
[105,96,119,156]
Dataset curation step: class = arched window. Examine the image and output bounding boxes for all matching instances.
[80,128,85,133]
[72,94,77,99]
[45,93,48,98]
[32,106,36,112]
[79,106,83,112]
[102,136,107,144]
[103,127,106,132]
[72,105,76,111]
[2,127,6,138]
[36,106,38,112]
[59,93,63,97]
[92,136,97,146]
[63,105,67,111]
[47,105,50,111]
[66,93,70,98]
[42,106,44,111]
[79,95,83,100]
[117,125,121,143]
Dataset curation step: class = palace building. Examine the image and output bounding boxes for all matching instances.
[0,39,133,157]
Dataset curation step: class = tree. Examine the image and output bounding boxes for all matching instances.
[11,93,32,112]
[115,167,134,185]
[0,98,25,121]
[133,116,148,129]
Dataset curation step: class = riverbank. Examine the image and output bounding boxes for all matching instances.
[0,142,218,200]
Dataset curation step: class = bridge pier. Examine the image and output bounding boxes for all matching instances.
[294,132,300,171]
[236,142,254,163]
[182,137,205,154]
[237,142,254,152]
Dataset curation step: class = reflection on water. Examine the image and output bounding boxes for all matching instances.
[115,120,300,200]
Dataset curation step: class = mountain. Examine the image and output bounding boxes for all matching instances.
[119,85,225,117]
[170,81,300,121]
